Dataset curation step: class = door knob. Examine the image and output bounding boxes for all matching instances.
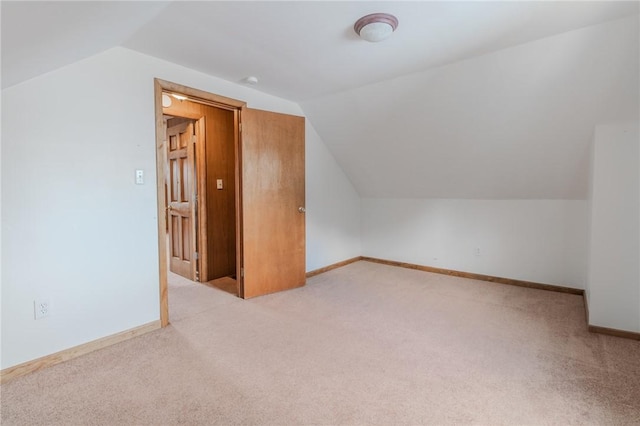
[298,207,306,213]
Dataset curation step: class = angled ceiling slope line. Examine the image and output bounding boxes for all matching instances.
[300,14,640,200]
[1,1,171,89]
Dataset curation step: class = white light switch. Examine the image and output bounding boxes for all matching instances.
[216,179,223,190]
[135,169,144,185]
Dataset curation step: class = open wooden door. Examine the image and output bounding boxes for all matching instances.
[167,120,199,281]
[240,108,306,298]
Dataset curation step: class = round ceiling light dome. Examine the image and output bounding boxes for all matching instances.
[354,13,398,42]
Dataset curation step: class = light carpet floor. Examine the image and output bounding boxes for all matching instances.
[1,261,639,425]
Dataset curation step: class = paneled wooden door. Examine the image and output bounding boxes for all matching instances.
[167,120,198,281]
[240,108,306,298]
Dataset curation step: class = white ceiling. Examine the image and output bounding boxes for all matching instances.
[2,1,639,199]
[2,1,637,99]
[1,1,171,89]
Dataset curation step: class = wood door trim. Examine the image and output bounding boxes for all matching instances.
[187,128,198,281]
[154,80,169,327]
[154,79,245,327]
[157,79,246,110]
[234,109,244,298]
[195,117,208,283]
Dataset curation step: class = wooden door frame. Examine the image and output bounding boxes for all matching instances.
[154,79,246,327]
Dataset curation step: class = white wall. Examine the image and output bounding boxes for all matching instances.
[362,199,588,288]
[302,15,639,200]
[1,47,361,369]
[587,123,640,332]
[306,124,361,271]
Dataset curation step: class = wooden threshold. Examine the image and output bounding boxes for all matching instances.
[361,257,584,295]
[0,320,161,384]
[306,256,363,278]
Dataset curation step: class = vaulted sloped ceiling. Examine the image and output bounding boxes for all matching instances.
[0,1,172,89]
[301,14,639,199]
[2,1,638,199]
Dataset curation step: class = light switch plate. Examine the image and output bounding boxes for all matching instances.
[216,179,223,190]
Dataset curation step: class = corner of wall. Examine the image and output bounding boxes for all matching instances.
[584,126,597,307]
[587,122,640,332]
[301,118,362,271]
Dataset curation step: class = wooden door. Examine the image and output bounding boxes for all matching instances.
[167,120,198,281]
[240,108,306,298]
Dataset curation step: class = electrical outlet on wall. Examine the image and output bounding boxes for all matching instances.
[34,298,50,320]
[475,247,481,256]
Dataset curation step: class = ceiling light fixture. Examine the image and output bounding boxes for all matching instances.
[354,13,398,42]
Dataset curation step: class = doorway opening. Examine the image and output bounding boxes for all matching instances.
[154,79,246,327]
[154,79,307,327]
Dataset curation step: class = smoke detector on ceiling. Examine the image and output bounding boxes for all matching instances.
[243,76,259,85]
